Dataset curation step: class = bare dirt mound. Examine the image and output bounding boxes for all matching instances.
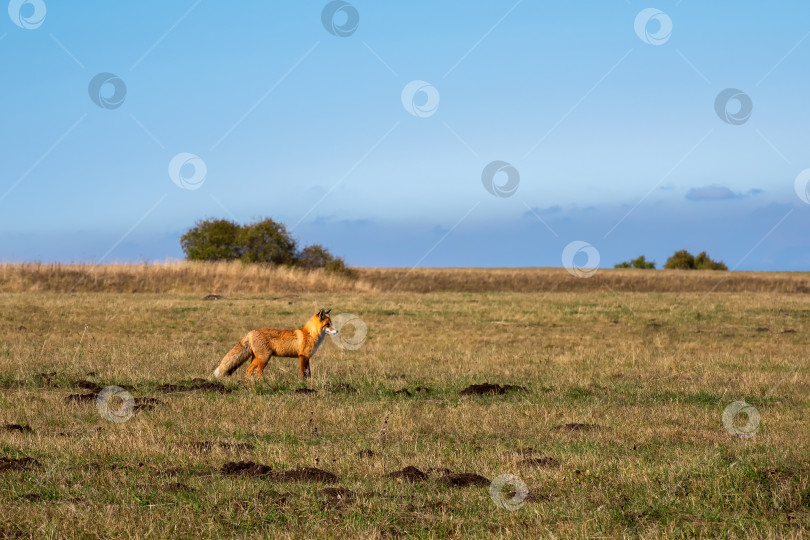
[460,383,527,396]
[64,392,161,411]
[440,472,490,487]
[318,487,353,506]
[276,467,338,483]
[0,457,39,472]
[156,379,231,394]
[1,424,32,433]
[386,466,428,482]
[220,462,338,483]
[221,461,273,477]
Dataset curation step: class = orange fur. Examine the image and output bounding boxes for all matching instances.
[214,309,336,379]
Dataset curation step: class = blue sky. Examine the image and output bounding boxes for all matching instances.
[2,0,810,270]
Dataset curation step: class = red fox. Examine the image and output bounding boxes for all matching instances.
[213,309,337,379]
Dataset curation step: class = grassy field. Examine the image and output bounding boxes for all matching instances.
[0,264,808,538]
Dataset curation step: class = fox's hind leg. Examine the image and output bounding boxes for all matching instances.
[246,357,259,377]
[250,354,270,377]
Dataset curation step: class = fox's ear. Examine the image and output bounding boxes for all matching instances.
[317,309,325,320]
[325,308,332,315]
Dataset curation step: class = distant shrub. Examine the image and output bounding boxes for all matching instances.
[664,249,727,271]
[180,219,242,261]
[296,244,354,277]
[181,218,352,275]
[614,255,656,269]
[237,218,297,265]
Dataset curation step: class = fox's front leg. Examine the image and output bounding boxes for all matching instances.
[298,355,311,379]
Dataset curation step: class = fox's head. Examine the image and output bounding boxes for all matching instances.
[315,308,338,335]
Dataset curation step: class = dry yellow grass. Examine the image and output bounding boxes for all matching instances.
[0,262,374,294]
[0,265,808,538]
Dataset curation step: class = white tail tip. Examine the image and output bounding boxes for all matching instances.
[213,367,221,378]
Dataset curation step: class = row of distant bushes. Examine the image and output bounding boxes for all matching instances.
[180,218,352,275]
[615,250,727,271]
[181,218,726,274]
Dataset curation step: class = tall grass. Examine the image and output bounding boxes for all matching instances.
[0,262,374,294]
[1,263,809,294]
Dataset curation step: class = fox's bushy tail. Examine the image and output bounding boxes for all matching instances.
[214,339,252,377]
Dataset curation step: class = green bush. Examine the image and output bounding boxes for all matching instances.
[180,219,242,261]
[664,249,727,270]
[297,244,354,277]
[614,255,656,269]
[181,218,351,274]
[238,218,297,265]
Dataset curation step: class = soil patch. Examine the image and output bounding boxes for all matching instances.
[294,388,317,394]
[318,487,353,506]
[65,392,97,403]
[0,457,39,472]
[386,466,428,482]
[460,383,527,396]
[65,392,160,410]
[221,461,273,477]
[220,462,338,483]
[1,424,32,433]
[276,467,338,483]
[440,472,490,487]
[156,379,231,394]
[75,380,103,392]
